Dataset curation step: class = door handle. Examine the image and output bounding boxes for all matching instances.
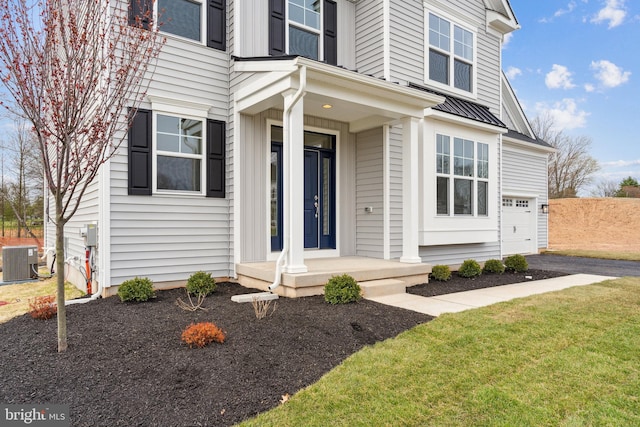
[513,226,517,233]
[314,196,319,218]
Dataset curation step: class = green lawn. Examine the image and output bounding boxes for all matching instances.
[241,277,640,426]
[0,275,84,323]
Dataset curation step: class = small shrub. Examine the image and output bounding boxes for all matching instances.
[458,259,482,278]
[324,274,361,304]
[431,265,452,281]
[252,297,277,319]
[181,322,226,348]
[483,259,505,274]
[28,295,56,320]
[117,277,155,302]
[186,271,216,297]
[504,254,529,272]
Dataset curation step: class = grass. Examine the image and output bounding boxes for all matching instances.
[543,249,640,262]
[0,274,85,323]
[241,277,640,426]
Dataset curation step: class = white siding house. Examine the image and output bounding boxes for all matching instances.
[49,0,552,297]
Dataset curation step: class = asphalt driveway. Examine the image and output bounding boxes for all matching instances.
[526,254,640,277]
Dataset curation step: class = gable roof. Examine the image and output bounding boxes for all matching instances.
[501,72,554,150]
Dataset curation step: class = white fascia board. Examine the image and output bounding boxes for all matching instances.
[235,75,295,113]
[503,136,556,154]
[425,108,508,134]
[295,57,445,108]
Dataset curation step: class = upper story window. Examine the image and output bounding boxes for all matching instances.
[159,0,203,42]
[289,0,321,59]
[129,0,226,50]
[269,0,337,65]
[436,135,488,216]
[427,12,475,94]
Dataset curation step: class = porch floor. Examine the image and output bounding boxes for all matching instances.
[236,256,432,298]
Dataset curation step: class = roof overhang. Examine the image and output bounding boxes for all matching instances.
[425,109,508,134]
[503,132,556,153]
[484,0,520,35]
[233,57,445,133]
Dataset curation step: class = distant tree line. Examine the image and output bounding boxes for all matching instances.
[1,118,44,238]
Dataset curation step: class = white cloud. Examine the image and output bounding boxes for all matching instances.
[590,60,631,88]
[601,159,640,167]
[535,98,589,130]
[505,66,522,80]
[584,83,596,92]
[555,1,578,18]
[591,0,627,28]
[545,64,576,89]
[503,33,513,49]
[540,1,578,23]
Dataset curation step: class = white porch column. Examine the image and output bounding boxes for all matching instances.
[283,89,308,273]
[400,116,422,264]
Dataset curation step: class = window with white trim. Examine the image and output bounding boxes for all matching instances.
[288,0,322,60]
[155,113,205,193]
[436,134,488,216]
[427,12,475,93]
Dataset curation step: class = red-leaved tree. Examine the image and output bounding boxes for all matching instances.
[0,0,164,352]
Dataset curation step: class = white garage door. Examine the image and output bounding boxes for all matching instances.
[502,198,536,255]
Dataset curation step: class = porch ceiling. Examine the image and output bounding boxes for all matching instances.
[234,57,445,133]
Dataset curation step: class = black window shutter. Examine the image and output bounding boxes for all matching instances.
[269,0,286,56]
[128,109,152,196]
[323,0,337,65]
[129,0,152,30]
[207,0,226,51]
[206,119,226,198]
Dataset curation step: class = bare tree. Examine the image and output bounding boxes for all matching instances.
[2,119,43,238]
[0,0,164,352]
[531,113,599,199]
[590,178,619,198]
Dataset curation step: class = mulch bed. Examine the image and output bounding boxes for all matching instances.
[0,283,430,427]
[408,269,569,297]
[1,270,568,426]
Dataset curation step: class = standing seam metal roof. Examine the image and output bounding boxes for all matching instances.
[408,83,507,128]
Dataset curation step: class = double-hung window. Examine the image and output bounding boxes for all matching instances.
[427,12,475,93]
[156,114,204,193]
[269,0,337,65]
[128,108,226,198]
[288,0,321,60]
[158,0,204,42]
[130,0,226,50]
[436,134,488,216]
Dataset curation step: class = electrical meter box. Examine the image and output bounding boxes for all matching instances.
[83,223,98,247]
[2,246,38,281]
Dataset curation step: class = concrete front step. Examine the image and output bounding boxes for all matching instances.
[359,279,406,298]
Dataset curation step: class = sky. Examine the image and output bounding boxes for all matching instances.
[502,0,640,194]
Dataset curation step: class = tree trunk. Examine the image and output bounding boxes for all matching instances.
[56,205,67,353]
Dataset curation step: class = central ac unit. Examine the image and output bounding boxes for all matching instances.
[2,246,39,282]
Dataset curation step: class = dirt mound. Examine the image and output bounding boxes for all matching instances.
[549,198,640,252]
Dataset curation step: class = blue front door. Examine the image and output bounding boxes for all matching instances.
[271,126,336,252]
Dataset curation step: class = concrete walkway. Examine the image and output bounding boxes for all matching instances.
[367,274,617,317]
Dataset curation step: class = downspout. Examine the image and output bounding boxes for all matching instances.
[269,65,307,292]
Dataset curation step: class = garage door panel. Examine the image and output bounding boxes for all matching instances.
[502,198,536,255]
